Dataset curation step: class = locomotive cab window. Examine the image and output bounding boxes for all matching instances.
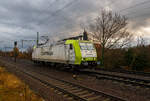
[86,43,94,50]
[79,43,94,50]
[79,43,87,50]
[70,44,73,50]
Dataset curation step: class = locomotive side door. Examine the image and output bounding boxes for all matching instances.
[65,44,75,64]
[68,44,75,64]
[65,44,69,63]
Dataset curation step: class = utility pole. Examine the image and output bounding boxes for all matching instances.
[21,40,36,48]
[22,40,23,48]
[37,32,39,47]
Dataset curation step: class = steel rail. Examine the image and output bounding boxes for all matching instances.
[95,68,150,77]
[80,70,150,88]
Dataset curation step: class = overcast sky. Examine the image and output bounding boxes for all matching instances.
[0,0,150,49]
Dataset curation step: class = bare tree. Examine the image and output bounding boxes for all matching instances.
[89,10,132,66]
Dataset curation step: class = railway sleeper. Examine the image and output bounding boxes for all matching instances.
[79,93,94,98]
[75,90,89,95]
[57,84,70,88]
[63,86,78,90]
[70,89,83,93]
[86,95,101,101]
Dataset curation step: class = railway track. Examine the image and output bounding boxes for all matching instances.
[0,60,127,101]
[95,68,150,77]
[1,57,150,89]
[80,70,150,88]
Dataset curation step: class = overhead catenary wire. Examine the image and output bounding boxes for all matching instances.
[99,0,150,21]
[121,2,150,19]
[45,0,109,30]
[107,0,119,7]
[119,0,150,13]
[49,0,60,7]
[0,0,121,49]
[38,0,78,25]
[51,0,78,16]
[37,0,82,40]
[43,0,122,38]
[128,12,150,20]
[9,1,150,43]
[125,6,150,16]
[40,0,120,33]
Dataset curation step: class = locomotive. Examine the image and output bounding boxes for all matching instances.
[32,39,97,68]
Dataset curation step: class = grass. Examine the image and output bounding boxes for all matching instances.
[0,67,44,101]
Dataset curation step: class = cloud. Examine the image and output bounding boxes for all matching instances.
[0,0,150,49]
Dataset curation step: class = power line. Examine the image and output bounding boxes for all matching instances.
[125,6,150,16]
[107,0,119,7]
[49,0,60,7]
[47,0,79,24]
[51,0,77,16]
[119,0,150,13]
[38,0,78,25]
[39,0,61,12]
[129,12,150,20]
[45,1,150,29]
[46,0,112,30]
[48,0,121,36]
[40,0,118,37]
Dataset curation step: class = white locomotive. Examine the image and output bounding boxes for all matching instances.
[32,39,97,67]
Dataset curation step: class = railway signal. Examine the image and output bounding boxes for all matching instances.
[13,41,19,62]
[37,32,39,47]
